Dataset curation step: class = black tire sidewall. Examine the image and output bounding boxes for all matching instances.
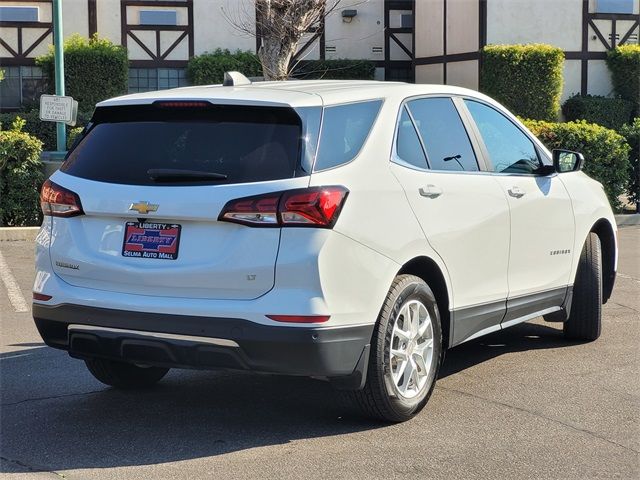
[378,279,443,418]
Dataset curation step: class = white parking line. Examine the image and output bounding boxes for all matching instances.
[0,250,29,312]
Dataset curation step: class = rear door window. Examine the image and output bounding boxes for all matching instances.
[314,100,382,171]
[62,104,303,186]
[406,97,479,172]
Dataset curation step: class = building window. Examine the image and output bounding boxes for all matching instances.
[595,0,635,14]
[139,10,178,26]
[128,68,188,93]
[0,6,39,22]
[0,66,46,110]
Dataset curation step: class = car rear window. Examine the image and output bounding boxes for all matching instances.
[61,104,303,186]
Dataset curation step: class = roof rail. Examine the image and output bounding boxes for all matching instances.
[223,71,252,87]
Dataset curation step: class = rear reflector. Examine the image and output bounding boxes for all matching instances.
[40,180,84,218]
[266,315,330,323]
[219,186,348,228]
[33,292,52,301]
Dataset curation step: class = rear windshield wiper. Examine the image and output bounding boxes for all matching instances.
[147,168,228,182]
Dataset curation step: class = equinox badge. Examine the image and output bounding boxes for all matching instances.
[129,201,159,215]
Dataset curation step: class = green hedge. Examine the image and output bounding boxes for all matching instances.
[0,109,92,151]
[187,49,262,85]
[607,45,640,114]
[186,51,377,84]
[0,118,44,226]
[620,118,640,212]
[37,34,128,114]
[524,119,630,211]
[562,95,634,131]
[481,44,564,121]
[292,59,376,80]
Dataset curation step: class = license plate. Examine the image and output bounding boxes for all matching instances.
[122,222,181,260]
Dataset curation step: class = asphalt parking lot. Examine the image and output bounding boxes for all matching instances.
[1,227,638,479]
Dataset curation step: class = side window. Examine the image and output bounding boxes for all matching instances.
[396,106,428,169]
[464,100,541,174]
[407,97,479,172]
[314,100,382,171]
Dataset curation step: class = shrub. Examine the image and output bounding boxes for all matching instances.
[481,44,564,121]
[562,94,634,130]
[0,109,92,151]
[523,119,631,211]
[292,59,376,80]
[187,49,262,85]
[0,118,44,226]
[67,126,84,149]
[607,45,640,114]
[37,34,128,114]
[620,118,640,212]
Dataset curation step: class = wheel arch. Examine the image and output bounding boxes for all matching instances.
[397,256,452,350]
[589,218,617,304]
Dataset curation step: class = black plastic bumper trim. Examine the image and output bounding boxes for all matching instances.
[33,303,373,378]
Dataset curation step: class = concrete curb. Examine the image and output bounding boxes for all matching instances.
[0,227,39,242]
[615,214,640,227]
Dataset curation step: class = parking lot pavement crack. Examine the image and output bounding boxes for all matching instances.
[609,301,640,314]
[1,389,105,407]
[1,456,67,478]
[437,386,639,454]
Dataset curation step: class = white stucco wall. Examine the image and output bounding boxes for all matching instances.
[193,0,255,54]
[324,0,384,60]
[487,0,583,51]
[96,0,121,44]
[415,0,444,58]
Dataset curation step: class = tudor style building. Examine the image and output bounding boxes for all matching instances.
[0,0,638,111]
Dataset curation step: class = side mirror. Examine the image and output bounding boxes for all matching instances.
[553,149,584,173]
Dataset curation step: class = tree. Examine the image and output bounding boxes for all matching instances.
[225,0,342,81]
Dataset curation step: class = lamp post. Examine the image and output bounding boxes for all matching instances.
[52,0,66,152]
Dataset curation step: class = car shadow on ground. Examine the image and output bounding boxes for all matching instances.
[440,320,579,379]
[1,320,578,472]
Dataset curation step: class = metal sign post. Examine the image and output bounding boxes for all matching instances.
[52,0,66,152]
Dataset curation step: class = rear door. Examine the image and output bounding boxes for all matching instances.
[48,102,315,300]
[462,99,575,317]
[389,97,511,344]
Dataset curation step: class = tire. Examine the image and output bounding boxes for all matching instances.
[85,358,169,389]
[349,274,443,422]
[563,232,602,341]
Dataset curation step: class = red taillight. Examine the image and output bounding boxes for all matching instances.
[266,315,330,323]
[218,192,281,227]
[40,179,84,217]
[33,292,52,301]
[219,186,348,228]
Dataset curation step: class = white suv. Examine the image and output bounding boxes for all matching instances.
[33,74,617,422]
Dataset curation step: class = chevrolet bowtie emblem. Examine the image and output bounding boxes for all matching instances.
[129,201,159,215]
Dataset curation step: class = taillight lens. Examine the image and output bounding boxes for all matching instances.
[218,192,280,226]
[40,180,84,217]
[219,186,348,228]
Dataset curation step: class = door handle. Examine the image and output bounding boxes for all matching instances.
[419,184,443,198]
[508,186,526,198]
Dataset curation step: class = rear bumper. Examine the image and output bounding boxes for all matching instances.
[32,303,373,381]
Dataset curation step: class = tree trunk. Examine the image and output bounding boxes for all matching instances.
[259,37,296,81]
